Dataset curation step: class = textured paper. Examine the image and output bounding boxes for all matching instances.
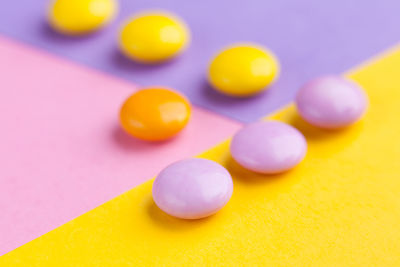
[1,0,400,121]
[0,37,241,256]
[2,46,400,266]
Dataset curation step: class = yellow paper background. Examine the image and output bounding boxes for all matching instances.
[2,47,400,266]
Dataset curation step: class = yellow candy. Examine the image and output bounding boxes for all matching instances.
[119,11,190,63]
[48,0,117,35]
[208,44,280,97]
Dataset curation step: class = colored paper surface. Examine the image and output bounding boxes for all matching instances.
[2,45,400,266]
[0,37,241,256]
[0,0,400,121]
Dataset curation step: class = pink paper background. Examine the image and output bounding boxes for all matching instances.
[0,37,241,255]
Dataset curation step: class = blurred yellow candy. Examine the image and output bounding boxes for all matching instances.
[208,44,280,97]
[48,0,117,35]
[119,11,190,63]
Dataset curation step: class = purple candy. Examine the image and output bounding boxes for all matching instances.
[230,121,307,174]
[152,158,233,219]
[295,76,368,129]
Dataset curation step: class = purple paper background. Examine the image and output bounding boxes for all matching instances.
[0,0,399,122]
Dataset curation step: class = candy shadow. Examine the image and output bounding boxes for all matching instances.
[199,78,278,113]
[288,113,364,143]
[39,20,103,42]
[200,80,276,107]
[112,126,174,152]
[111,49,183,74]
[145,195,215,231]
[225,156,299,186]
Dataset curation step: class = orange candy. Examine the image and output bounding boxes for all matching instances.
[120,87,191,141]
